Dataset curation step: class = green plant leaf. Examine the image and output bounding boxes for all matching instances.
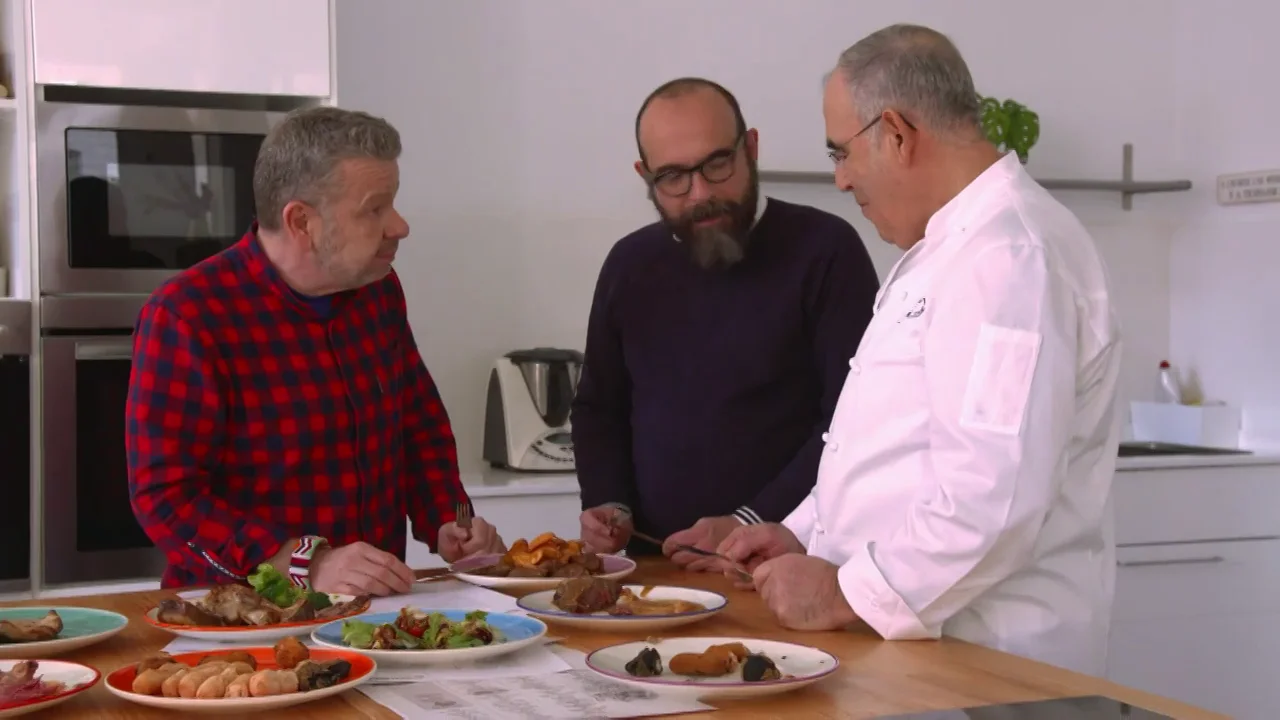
[978,95,1039,162]
[1008,108,1041,163]
[978,95,1009,148]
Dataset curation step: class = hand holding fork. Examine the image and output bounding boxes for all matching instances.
[437,502,505,563]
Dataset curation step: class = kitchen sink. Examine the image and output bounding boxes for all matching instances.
[1117,441,1253,457]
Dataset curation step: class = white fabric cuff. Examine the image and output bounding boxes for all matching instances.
[837,542,935,641]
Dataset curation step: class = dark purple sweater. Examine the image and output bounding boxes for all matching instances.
[571,198,880,550]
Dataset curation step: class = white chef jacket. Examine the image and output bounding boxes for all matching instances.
[783,151,1122,676]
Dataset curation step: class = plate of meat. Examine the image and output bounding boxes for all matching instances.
[105,639,374,713]
[0,659,99,717]
[447,533,636,591]
[143,564,371,643]
[310,607,548,665]
[585,636,840,701]
[517,578,727,632]
[0,607,128,658]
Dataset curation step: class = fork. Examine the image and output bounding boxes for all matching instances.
[415,504,475,584]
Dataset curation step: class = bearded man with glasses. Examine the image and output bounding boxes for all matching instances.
[572,77,881,569]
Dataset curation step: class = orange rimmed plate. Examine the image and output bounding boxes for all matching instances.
[143,590,371,643]
[105,646,375,714]
[0,659,99,718]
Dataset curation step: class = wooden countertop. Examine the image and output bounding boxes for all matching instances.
[0,560,1226,719]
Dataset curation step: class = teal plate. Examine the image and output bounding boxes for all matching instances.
[0,606,129,658]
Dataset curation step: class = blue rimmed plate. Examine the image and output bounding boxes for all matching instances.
[310,609,547,666]
[0,607,128,658]
[517,585,727,633]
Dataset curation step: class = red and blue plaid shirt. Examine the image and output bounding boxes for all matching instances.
[126,227,470,588]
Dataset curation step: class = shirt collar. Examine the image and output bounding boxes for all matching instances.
[923,151,1023,240]
[242,221,346,319]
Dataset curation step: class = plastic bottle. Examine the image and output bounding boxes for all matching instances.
[1157,361,1184,404]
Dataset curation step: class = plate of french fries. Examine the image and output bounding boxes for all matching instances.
[447,532,636,591]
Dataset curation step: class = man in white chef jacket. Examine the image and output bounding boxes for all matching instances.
[719,23,1123,677]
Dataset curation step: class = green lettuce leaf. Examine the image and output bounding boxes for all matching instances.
[341,620,377,649]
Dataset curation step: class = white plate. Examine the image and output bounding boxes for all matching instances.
[143,590,370,643]
[517,585,727,633]
[0,607,128,659]
[104,646,375,715]
[311,609,548,666]
[0,659,99,718]
[447,553,637,591]
[585,636,840,701]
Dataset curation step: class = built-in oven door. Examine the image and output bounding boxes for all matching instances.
[41,330,166,585]
[35,98,281,295]
[0,301,32,592]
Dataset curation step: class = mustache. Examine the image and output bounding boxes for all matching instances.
[685,200,732,224]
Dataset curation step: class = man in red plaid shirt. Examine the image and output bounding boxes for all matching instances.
[126,106,505,594]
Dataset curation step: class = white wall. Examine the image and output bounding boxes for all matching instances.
[1168,3,1280,414]
[337,0,1184,471]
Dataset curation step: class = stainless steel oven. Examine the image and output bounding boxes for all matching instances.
[35,91,285,296]
[40,295,166,585]
[0,300,32,593]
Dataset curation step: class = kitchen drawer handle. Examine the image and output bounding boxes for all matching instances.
[1117,555,1225,568]
[74,345,132,361]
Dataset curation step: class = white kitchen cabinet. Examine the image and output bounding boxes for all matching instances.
[1107,463,1280,719]
[31,0,331,97]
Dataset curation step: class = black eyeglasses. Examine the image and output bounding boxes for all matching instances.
[827,112,917,165]
[647,132,746,197]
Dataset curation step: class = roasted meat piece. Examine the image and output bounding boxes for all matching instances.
[315,595,371,621]
[278,596,315,623]
[156,598,226,627]
[197,584,282,626]
[552,563,589,578]
[0,610,62,643]
[0,660,36,689]
[468,560,514,577]
[551,576,623,614]
[0,660,64,704]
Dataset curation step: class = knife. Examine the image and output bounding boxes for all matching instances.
[629,529,754,583]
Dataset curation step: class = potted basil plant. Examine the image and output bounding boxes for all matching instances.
[978,95,1040,164]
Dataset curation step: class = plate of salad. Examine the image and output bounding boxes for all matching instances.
[310,608,548,665]
[143,564,372,643]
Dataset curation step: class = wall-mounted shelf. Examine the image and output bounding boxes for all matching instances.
[759,143,1192,211]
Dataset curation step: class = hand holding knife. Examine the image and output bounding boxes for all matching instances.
[627,526,755,584]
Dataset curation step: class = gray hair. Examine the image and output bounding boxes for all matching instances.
[834,24,980,137]
[253,106,402,231]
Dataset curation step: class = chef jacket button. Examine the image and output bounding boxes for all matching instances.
[850,361,861,375]
[821,432,830,442]
[827,441,840,452]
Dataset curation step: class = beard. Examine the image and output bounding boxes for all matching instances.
[651,161,760,270]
